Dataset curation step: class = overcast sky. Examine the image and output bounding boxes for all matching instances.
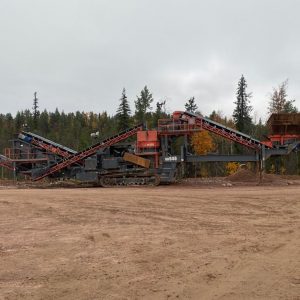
[0,0,299,122]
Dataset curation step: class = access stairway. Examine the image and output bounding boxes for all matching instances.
[33,124,144,181]
[173,111,271,150]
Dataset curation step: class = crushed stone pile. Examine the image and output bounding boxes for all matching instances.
[227,169,300,185]
[227,169,258,182]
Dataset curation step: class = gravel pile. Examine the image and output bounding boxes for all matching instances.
[227,169,258,182]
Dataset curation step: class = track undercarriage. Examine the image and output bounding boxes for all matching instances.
[99,173,160,187]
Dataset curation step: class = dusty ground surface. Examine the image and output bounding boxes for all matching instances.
[0,185,299,300]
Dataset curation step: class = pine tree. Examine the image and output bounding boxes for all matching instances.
[32,92,39,129]
[253,118,268,140]
[135,86,153,123]
[15,112,25,131]
[24,109,33,130]
[283,100,298,113]
[233,75,252,134]
[116,88,131,131]
[184,97,198,113]
[37,110,50,135]
[268,80,298,114]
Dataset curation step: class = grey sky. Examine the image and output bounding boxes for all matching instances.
[1,0,299,122]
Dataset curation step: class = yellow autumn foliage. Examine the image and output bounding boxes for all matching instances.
[226,162,239,175]
[191,131,215,155]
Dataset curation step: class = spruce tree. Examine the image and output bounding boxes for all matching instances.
[135,86,153,123]
[116,88,131,131]
[233,75,252,134]
[32,92,39,129]
[184,97,198,113]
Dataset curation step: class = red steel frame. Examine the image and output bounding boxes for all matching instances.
[29,138,75,158]
[0,160,14,170]
[157,119,201,136]
[172,111,265,150]
[136,111,266,169]
[267,134,300,146]
[200,121,259,149]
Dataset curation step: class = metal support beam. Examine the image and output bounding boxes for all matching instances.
[163,154,260,163]
[186,154,259,162]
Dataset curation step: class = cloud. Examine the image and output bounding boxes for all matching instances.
[0,0,299,121]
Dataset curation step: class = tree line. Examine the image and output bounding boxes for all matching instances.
[0,77,299,176]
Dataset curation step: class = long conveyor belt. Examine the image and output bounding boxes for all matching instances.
[173,111,271,150]
[33,124,143,181]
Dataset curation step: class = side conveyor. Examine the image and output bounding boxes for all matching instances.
[0,154,14,170]
[18,131,77,158]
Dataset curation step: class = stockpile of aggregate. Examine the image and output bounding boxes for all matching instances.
[227,169,300,185]
[227,169,258,182]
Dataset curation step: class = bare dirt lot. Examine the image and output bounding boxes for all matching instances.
[0,185,299,300]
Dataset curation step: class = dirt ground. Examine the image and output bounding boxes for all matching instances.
[0,185,299,300]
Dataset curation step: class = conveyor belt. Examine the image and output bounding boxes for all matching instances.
[18,131,77,158]
[0,154,14,170]
[33,124,143,181]
[173,111,270,150]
